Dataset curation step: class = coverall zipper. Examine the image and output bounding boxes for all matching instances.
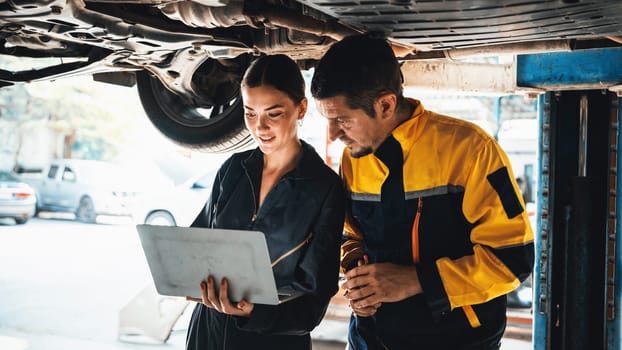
[246,169,289,222]
[244,170,258,221]
[271,232,313,267]
[411,197,423,263]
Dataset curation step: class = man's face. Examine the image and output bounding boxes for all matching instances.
[315,95,384,158]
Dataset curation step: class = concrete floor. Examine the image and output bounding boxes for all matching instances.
[0,218,532,350]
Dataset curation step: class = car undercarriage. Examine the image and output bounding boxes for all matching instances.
[1,0,622,151]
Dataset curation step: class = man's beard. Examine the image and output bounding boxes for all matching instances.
[350,146,373,158]
[341,137,372,158]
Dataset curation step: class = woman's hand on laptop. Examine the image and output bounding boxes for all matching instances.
[186,276,255,317]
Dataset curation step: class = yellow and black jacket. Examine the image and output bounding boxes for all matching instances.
[341,99,535,349]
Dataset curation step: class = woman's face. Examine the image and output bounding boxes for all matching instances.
[241,85,306,155]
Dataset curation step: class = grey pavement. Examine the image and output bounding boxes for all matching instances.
[0,217,532,350]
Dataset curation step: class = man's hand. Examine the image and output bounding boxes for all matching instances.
[186,276,254,317]
[342,263,422,315]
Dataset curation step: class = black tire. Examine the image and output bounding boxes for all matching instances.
[14,217,27,225]
[136,56,255,153]
[34,192,42,216]
[144,210,176,226]
[76,196,97,224]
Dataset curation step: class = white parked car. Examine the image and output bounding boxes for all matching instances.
[0,170,37,224]
[133,170,216,227]
[24,159,137,223]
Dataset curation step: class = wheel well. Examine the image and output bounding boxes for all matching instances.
[145,210,176,225]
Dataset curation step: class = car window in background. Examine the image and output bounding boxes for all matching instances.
[62,167,76,182]
[47,165,58,179]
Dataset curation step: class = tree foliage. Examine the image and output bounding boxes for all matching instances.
[0,57,134,164]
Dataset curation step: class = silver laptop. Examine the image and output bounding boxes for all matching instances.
[136,224,303,305]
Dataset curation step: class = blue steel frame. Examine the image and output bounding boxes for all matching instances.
[517,47,622,89]
[517,47,622,350]
[532,93,550,350]
[612,101,622,350]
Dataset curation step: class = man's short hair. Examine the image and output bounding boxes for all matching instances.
[311,34,404,117]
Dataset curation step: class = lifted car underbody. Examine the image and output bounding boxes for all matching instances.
[1,0,622,151]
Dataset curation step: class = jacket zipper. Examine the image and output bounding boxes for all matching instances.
[411,197,423,263]
[271,232,313,267]
[244,170,258,222]
[247,171,291,223]
[244,166,309,265]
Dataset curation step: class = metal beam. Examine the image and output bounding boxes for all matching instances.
[401,60,521,95]
[401,47,622,96]
[517,47,622,93]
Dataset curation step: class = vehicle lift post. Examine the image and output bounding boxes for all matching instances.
[517,47,622,350]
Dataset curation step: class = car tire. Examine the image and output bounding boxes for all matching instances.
[76,196,97,224]
[14,217,27,225]
[34,192,42,216]
[135,56,255,153]
[145,210,176,226]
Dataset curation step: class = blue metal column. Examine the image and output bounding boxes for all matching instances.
[518,47,622,350]
[608,97,622,349]
[533,92,551,350]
